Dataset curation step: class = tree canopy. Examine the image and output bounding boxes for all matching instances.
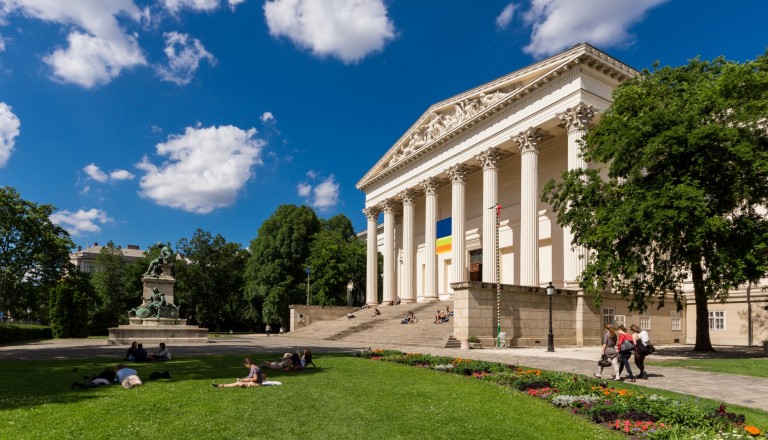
[543,53,768,351]
[0,186,73,317]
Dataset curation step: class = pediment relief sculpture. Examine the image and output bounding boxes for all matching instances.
[386,86,517,168]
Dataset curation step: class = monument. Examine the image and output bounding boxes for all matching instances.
[108,243,208,345]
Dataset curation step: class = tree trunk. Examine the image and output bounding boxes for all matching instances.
[691,262,714,352]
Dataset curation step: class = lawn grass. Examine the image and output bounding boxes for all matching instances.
[646,358,768,378]
[0,354,624,440]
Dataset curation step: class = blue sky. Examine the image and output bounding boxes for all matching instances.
[0,0,766,251]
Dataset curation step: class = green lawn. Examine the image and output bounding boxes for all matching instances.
[646,358,768,378]
[0,354,624,440]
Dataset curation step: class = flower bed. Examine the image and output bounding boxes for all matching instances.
[359,349,766,439]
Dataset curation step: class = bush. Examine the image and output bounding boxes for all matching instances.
[0,324,52,343]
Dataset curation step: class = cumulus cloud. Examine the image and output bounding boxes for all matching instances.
[156,31,216,85]
[83,163,135,182]
[50,208,112,236]
[136,125,265,213]
[264,0,396,64]
[0,0,147,87]
[298,174,339,210]
[260,111,274,123]
[0,102,20,167]
[496,3,516,30]
[161,0,220,14]
[521,0,668,58]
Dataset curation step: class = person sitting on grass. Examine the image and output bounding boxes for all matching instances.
[124,341,137,361]
[133,343,150,362]
[151,342,171,361]
[213,358,263,388]
[301,348,316,368]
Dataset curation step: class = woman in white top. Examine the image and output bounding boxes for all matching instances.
[630,324,650,379]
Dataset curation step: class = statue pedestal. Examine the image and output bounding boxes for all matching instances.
[108,321,209,345]
[110,269,209,345]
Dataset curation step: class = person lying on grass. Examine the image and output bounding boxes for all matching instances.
[213,358,264,388]
[71,366,117,389]
[260,353,294,370]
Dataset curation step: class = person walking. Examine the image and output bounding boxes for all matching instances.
[594,323,620,380]
[630,324,650,379]
[616,325,637,382]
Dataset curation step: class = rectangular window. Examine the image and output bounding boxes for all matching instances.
[671,311,681,331]
[708,310,725,331]
[602,307,615,327]
[639,316,651,330]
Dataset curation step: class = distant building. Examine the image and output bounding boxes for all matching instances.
[70,243,145,273]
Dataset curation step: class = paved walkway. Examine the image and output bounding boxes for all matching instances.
[1,335,766,412]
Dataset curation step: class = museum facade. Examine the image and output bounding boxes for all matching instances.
[357,44,768,347]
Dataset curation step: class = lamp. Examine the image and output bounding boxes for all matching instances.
[305,267,312,305]
[546,282,555,352]
[26,307,31,325]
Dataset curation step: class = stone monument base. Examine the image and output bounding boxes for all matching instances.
[108,321,209,345]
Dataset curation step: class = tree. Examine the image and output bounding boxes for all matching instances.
[244,205,321,326]
[90,242,132,332]
[176,229,249,331]
[306,215,367,306]
[49,273,92,338]
[543,53,768,351]
[0,186,74,318]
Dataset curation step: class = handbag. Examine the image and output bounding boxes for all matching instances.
[620,339,635,352]
[597,354,612,367]
[646,344,656,354]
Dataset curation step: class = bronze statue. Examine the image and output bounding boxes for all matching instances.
[144,243,173,277]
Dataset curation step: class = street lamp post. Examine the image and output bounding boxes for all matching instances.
[546,282,555,352]
[346,281,354,307]
[26,307,31,325]
[305,267,312,305]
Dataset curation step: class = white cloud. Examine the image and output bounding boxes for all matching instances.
[311,176,339,210]
[297,182,311,197]
[110,169,135,180]
[0,0,147,87]
[0,102,20,167]
[83,163,135,182]
[156,31,216,85]
[521,0,668,58]
[50,208,112,236]
[264,0,395,64]
[496,3,516,30]
[298,174,339,210]
[260,111,274,123]
[228,0,245,11]
[0,33,5,52]
[83,163,108,182]
[136,125,265,213]
[161,0,220,14]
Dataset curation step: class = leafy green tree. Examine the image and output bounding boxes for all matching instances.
[307,215,367,306]
[49,273,92,338]
[0,186,74,318]
[245,205,321,326]
[543,53,768,351]
[176,229,249,331]
[90,242,132,332]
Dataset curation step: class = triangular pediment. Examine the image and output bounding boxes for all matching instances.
[357,43,637,190]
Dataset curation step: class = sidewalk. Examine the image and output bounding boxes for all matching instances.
[1,336,766,412]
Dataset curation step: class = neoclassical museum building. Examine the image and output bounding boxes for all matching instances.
[356,44,768,348]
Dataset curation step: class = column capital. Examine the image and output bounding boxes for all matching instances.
[379,199,397,214]
[475,148,502,170]
[558,103,597,133]
[398,188,417,205]
[445,163,470,183]
[420,177,441,195]
[363,206,381,220]
[513,127,546,154]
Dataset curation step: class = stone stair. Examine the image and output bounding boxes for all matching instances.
[283,300,455,349]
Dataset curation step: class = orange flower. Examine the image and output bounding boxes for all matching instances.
[745,426,762,436]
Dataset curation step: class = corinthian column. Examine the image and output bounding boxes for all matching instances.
[399,189,417,303]
[381,200,396,305]
[421,177,440,301]
[475,148,502,283]
[446,164,469,286]
[513,128,545,287]
[363,206,381,306]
